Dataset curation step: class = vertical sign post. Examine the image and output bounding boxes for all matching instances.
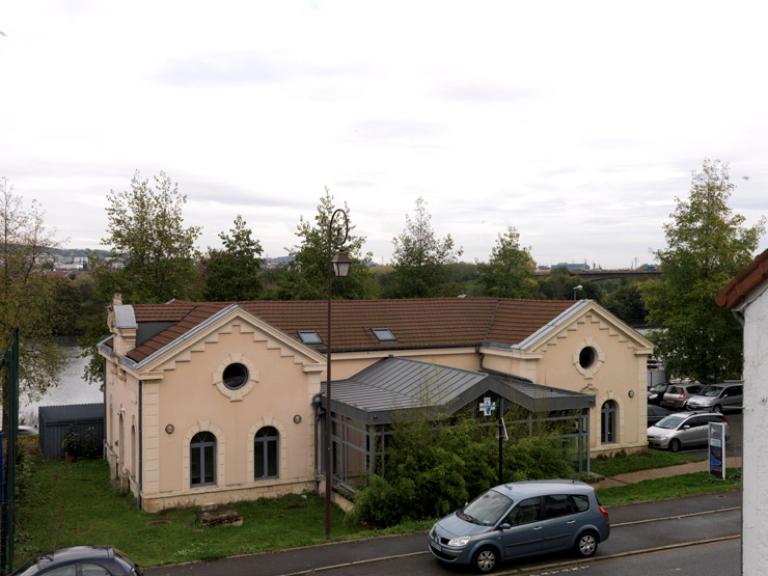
[0,327,19,575]
[708,421,726,481]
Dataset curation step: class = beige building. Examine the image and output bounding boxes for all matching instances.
[99,296,653,512]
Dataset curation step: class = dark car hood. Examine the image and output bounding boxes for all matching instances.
[436,512,494,538]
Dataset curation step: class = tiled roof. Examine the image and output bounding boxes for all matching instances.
[716,248,768,309]
[117,296,575,364]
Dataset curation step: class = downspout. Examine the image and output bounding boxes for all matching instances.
[137,380,143,511]
[312,393,322,494]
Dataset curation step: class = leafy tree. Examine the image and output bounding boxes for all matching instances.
[538,267,603,301]
[200,215,263,301]
[603,281,649,327]
[0,178,64,406]
[277,189,375,300]
[642,160,765,383]
[102,171,201,303]
[386,198,462,298]
[479,227,539,298]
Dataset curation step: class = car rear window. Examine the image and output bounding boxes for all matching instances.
[668,386,682,394]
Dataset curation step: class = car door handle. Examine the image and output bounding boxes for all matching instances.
[566,520,576,525]
[533,526,543,531]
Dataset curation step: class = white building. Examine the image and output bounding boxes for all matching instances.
[717,248,768,576]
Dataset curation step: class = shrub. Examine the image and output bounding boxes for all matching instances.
[350,414,575,528]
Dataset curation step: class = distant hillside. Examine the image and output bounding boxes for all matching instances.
[47,247,112,259]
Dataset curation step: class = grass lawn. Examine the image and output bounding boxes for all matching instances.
[16,455,427,569]
[597,469,741,507]
[590,449,703,478]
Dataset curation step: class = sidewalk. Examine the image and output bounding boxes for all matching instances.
[594,456,742,489]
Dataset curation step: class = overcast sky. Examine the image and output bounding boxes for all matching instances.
[1,1,766,268]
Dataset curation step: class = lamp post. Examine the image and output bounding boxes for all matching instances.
[325,208,350,540]
[572,284,583,300]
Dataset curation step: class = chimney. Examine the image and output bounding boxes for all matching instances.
[108,297,137,357]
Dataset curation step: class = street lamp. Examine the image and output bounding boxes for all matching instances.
[325,208,350,540]
[573,284,584,300]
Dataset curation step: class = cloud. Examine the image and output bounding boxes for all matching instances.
[182,178,308,209]
[159,51,363,86]
[348,119,448,145]
[438,83,537,103]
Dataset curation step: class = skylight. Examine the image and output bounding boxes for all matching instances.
[298,330,322,345]
[372,328,396,342]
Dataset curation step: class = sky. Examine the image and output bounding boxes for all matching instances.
[1,1,766,268]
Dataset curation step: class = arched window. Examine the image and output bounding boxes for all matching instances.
[190,431,216,487]
[601,401,618,444]
[255,427,279,480]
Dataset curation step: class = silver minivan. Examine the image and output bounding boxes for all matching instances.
[647,411,728,452]
[427,480,610,573]
[685,383,743,413]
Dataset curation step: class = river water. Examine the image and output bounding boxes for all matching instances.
[19,344,103,426]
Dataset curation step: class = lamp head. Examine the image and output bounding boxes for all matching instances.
[332,251,351,277]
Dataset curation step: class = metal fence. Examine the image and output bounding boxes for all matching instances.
[38,403,104,459]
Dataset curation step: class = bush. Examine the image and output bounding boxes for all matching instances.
[350,415,574,528]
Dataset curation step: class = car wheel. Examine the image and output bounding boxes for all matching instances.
[575,530,599,558]
[473,546,498,573]
[713,404,723,414]
[669,438,681,452]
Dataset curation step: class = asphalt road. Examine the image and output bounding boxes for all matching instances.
[147,492,742,576]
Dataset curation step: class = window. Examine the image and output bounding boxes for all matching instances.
[371,328,396,342]
[571,494,590,513]
[601,400,617,444]
[507,497,541,526]
[43,567,76,576]
[255,426,279,479]
[579,346,597,369]
[222,363,249,390]
[190,431,216,487]
[542,494,575,519]
[298,330,322,345]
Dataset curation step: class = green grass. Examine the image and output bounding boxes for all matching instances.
[590,449,703,478]
[16,456,416,569]
[597,469,741,507]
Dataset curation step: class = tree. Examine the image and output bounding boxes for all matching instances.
[642,160,765,383]
[200,215,263,301]
[478,227,539,298]
[0,178,64,404]
[603,281,649,327]
[102,171,201,303]
[386,198,462,298]
[277,189,375,300]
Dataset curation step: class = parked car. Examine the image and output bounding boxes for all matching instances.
[685,383,743,413]
[11,547,141,576]
[660,383,703,410]
[647,383,670,405]
[0,425,38,437]
[427,480,610,573]
[647,412,728,452]
[647,405,671,427]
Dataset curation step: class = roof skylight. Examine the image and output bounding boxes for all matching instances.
[298,330,322,345]
[372,328,396,342]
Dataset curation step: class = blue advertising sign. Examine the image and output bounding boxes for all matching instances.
[708,422,726,480]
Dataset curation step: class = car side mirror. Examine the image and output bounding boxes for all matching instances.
[498,523,511,530]
[682,424,690,430]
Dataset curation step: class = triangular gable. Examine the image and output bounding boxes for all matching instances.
[517,300,654,354]
[121,304,326,375]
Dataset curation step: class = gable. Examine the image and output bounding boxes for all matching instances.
[122,305,325,378]
[521,300,654,356]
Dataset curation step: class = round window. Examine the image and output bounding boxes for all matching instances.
[579,347,597,369]
[223,363,249,390]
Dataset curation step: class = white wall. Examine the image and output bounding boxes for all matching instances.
[742,280,768,576]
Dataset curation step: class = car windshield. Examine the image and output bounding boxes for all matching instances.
[461,489,513,526]
[651,384,667,393]
[655,414,687,429]
[698,386,722,397]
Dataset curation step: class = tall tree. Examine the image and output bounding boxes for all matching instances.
[642,160,765,383]
[478,227,539,298]
[200,215,264,301]
[277,189,375,300]
[102,171,201,303]
[0,177,64,403]
[386,198,462,298]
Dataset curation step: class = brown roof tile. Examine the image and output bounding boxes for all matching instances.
[119,297,577,364]
[717,249,768,309]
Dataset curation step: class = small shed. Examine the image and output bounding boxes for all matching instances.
[38,403,104,459]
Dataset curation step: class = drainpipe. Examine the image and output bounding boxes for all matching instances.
[312,394,322,494]
[137,380,143,511]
